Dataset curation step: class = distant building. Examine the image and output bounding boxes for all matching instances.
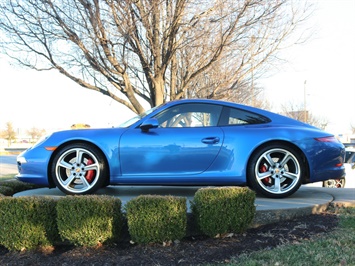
[338,133,355,145]
[71,123,91,129]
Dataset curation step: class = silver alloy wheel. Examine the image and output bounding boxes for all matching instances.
[254,148,301,195]
[55,147,100,194]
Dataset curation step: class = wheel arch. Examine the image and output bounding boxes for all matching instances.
[246,140,310,187]
[47,140,110,188]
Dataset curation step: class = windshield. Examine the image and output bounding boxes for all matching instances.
[118,105,160,128]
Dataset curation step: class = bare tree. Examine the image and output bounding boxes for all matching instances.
[351,124,355,134]
[281,102,328,130]
[0,122,17,146]
[27,127,46,143]
[0,0,313,114]
[252,90,273,111]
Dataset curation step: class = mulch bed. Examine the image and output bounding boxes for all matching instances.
[0,212,338,265]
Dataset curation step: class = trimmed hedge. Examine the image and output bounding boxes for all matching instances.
[0,180,257,250]
[0,197,59,251]
[0,179,43,197]
[191,187,256,237]
[126,195,187,244]
[0,185,14,196]
[56,195,123,247]
[0,180,42,193]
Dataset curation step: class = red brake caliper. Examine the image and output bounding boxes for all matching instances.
[85,158,95,183]
[260,164,270,184]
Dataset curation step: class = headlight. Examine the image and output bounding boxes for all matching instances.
[17,156,27,164]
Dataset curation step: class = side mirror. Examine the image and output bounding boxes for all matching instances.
[140,118,159,132]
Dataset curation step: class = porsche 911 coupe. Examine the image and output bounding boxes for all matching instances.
[16,99,345,198]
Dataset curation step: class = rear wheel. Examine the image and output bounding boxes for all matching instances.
[51,143,107,195]
[248,144,304,198]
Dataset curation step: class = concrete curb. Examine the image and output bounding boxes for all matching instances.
[252,188,334,226]
[252,202,331,227]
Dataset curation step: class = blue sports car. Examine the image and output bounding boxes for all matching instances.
[16,99,345,198]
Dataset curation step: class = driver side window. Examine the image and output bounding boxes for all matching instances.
[154,103,222,128]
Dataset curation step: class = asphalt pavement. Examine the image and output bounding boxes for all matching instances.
[0,155,17,177]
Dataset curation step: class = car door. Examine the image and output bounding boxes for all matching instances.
[119,103,224,178]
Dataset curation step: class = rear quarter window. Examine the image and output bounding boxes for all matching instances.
[219,107,271,126]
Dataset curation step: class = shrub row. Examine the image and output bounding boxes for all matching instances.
[0,185,255,251]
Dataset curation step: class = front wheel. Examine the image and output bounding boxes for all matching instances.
[50,143,108,195]
[248,144,304,198]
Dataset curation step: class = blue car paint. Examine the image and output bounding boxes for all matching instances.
[119,127,224,175]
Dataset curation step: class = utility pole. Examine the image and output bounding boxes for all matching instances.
[303,80,307,123]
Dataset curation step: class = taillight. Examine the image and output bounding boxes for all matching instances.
[315,136,344,168]
[314,136,339,143]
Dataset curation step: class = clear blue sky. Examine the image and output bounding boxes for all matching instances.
[0,0,354,135]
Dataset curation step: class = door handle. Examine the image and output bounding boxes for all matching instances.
[201,137,220,144]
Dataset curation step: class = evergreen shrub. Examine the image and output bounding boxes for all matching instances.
[0,196,59,251]
[126,195,187,244]
[191,187,256,237]
[56,195,122,247]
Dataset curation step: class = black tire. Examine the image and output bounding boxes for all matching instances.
[248,144,304,198]
[50,143,108,195]
[323,179,345,188]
